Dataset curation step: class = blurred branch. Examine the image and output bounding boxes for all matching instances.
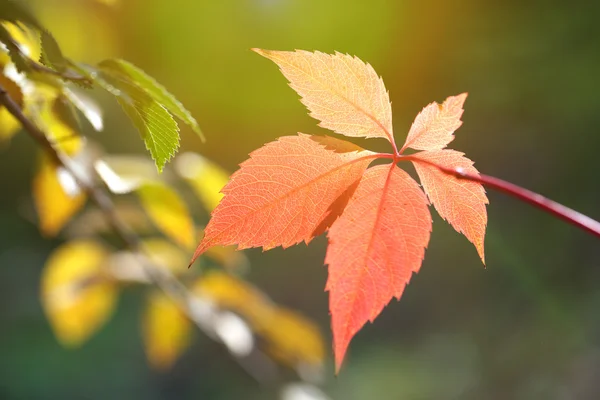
[404,155,600,238]
[0,82,282,386]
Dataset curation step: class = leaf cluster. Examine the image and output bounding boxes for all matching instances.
[0,0,202,171]
[0,3,326,378]
[193,49,489,371]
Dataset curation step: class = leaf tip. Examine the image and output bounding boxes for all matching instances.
[251,48,268,57]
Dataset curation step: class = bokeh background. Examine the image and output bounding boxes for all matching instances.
[1,0,599,399]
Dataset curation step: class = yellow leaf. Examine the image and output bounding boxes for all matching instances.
[194,272,325,368]
[33,154,86,236]
[0,22,41,63]
[253,49,394,143]
[193,271,271,328]
[142,291,191,370]
[37,95,83,155]
[175,152,229,212]
[0,107,19,141]
[0,71,24,141]
[142,239,189,275]
[41,240,117,347]
[137,182,196,250]
[259,307,325,368]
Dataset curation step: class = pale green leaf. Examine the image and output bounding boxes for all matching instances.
[94,70,180,172]
[99,59,204,141]
[40,29,66,71]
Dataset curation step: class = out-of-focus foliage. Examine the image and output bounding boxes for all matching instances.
[32,154,86,236]
[195,271,325,370]
[136,182,196,250]
[0,0,199,172]
[142,291,191,370]
[40,240,117,347]
[175,152,229,212]
[0,2,327,397]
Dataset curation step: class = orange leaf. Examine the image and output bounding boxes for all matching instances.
[325,164,432,371]
[192,134,374,263]
[411,150,488,263]
[401,93,467,152]
[253,49,395,144]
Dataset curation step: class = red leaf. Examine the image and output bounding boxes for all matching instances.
[401,93,467,152]
[191,134,374,263]
[195,50,490,373]
[325,164,432,371]
[411,150,488,262]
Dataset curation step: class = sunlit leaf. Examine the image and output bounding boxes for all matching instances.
[325,165,432,371]
[37,94,83,155]
[33,154,86,236]
[0,69,22,141]
[411,149,488,262]
[0,23,27,72]
[136,182,196,249]
[192,134,373,263]
[99,59,204,141]
[92,69,180,172]
[253,49,394,144]
[214,50,490,371]
[401,93,468,152]
[41,240,117,347]
[63,87,103,131]
[0,21,41,65]
[142,291,191,370]
[175,152,229,212]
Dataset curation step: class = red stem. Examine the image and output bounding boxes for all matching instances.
[401,155,600,238]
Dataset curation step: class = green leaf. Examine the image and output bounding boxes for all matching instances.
[40,30,67,72]
[94,70,180,172]
[98,59,204,142]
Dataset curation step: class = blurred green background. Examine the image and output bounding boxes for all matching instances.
[1,0,599,399]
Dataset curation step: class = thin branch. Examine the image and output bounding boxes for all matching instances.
[404,155,600,238]
[0,83,281,385]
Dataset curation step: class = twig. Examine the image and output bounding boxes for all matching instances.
[0,83,280,385]
[403,155,600,238]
